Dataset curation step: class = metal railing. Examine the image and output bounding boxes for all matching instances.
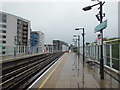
[0,45,44,57]
[80,39,120,72]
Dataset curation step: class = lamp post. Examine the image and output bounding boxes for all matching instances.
[14,36,17,56]
[74,35,80,58]
[28,39,31,54]
[75,28,85,63]
[73,38,77,52]
[82,0,105,79]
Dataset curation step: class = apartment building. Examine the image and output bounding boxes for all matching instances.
[44,44,53,53]
[0,11,31,55]
[53,40,68,52]
[30,31,45,53]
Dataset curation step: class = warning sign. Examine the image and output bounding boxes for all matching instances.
[97,34,102,45]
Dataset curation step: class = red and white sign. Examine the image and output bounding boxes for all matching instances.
[97,34,102,45]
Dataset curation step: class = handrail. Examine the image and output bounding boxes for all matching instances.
[103,56,120,61]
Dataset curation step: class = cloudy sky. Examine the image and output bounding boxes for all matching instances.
[1,0,119,45]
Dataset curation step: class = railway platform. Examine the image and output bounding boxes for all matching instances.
[0,53,44,63]
[28,52,120,89]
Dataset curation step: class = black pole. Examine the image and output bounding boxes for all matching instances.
[79,36,80,56]
[99,1,104,79]
[78,35,80,57]
[14,36,17,56]
[83,28,85,63]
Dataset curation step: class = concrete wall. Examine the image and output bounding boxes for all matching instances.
[6,13,17,46]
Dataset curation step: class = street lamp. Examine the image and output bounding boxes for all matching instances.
[82,0,105,79]
[73,38,77,48]
[73,35,80,57]
[83,2,100,11]
[72,38,77,52]
[14,36,17,56]
[75,28,85,63]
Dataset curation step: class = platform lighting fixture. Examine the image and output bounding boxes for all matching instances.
[82,0,105,80]
[75,28,85,63]
[73,35,80,57]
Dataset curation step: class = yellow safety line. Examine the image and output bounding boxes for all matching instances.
[38,57,63,89]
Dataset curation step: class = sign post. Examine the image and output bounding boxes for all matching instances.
[95,20,107,33]
[97,34,102,45]
[95,19,107,79]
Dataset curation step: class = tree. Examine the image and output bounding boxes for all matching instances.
[103,37,108,41]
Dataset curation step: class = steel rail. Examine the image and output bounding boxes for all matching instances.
[1,52,64,89]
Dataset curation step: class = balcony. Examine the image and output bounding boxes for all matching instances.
[23,27,28,30]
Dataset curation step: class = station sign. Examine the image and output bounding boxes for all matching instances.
[95,19,107,33]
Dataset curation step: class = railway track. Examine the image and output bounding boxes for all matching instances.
[0,52,64,90]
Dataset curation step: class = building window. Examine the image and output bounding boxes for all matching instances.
[2,41,6,44]
[23,31,27,34]
[2,14,7,18]
[2,47,5,49]
[17,19,22,24]
[2,30,6,33]
[2,51,5,54]
[2,19,7,23]
[3,25,6,28]
[0,24,7,28]
[23,27,28,30]
[0,13,7,23]
[23,22,28,26]
[2,35,6,38]
[17,24,21,29]
[0,30,6,33]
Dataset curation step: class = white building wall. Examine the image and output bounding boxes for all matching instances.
[27,22,31,46]
[38,31,45,52]
[0,12,31,56]
[6,13,17,47]
[2,12,31,47]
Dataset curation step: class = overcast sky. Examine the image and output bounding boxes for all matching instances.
[1,0,119,45]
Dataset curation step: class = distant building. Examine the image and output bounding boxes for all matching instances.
[44,44,53,53]
[30,31,45,53]
[53,40,61,52]
[53,40,68,52]
[0,11,31,55]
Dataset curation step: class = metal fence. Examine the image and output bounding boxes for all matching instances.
[0,46,44,56]
[80,39,120,72]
